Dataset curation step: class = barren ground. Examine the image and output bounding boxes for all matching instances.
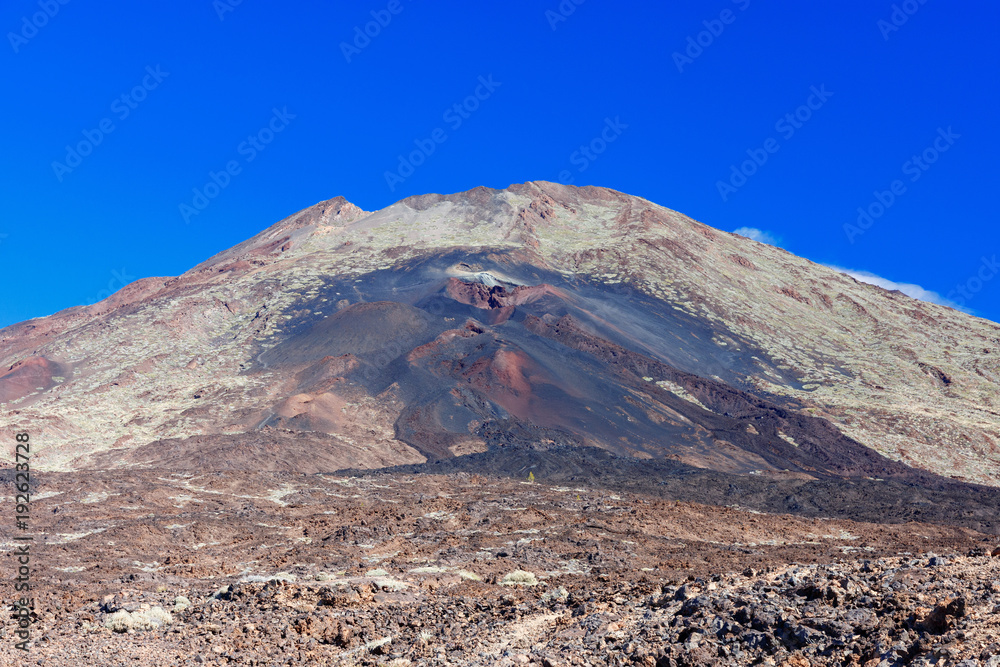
[2,470,998,665]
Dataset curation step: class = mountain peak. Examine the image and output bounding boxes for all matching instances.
[186,196,369,275]
[2,185,999,491]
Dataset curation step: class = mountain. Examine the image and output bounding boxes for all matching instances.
[3,181,999,490]
[7,182,1000,666]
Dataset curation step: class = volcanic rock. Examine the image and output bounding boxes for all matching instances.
[3,183,1000,664]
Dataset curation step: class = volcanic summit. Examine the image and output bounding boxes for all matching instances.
[3,182,1000,665]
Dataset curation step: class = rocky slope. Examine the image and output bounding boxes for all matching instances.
[2,182,998,488]
[4,469,999,665]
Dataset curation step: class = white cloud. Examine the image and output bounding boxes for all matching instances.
[732,227,781,246]
[825,265,970,312]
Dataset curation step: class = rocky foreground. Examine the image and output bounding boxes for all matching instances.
[3,470,999,665]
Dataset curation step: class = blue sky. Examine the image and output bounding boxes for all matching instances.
[1,0,997,327]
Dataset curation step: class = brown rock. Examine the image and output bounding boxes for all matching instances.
[782,657,811,667]
[921,597,966,634]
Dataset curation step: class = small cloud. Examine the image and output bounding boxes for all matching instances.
[733,227,781,246]
[826,265,970,312]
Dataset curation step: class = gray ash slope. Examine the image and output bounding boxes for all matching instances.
[350,444,1000,534]
[244,249,897,475]
[244,253,998,533]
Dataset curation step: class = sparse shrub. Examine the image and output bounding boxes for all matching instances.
[373,578,408,592]
[458,570,482,581]
[104,610,133,633]
[315,572,333,581]
[500,570,538,586]
[366,568,390,577]
[543,586,569,601]
[104,606,173,633]
[142,607,173,628]
[172,596,190,613]
[365,636,392,653]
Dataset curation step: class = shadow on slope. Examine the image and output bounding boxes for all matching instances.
[347,444,1000,535]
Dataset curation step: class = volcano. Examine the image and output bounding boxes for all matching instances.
[4,181,998,490]
[5,182,1000,666]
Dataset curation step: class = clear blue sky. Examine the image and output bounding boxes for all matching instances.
[1,0,997,327]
